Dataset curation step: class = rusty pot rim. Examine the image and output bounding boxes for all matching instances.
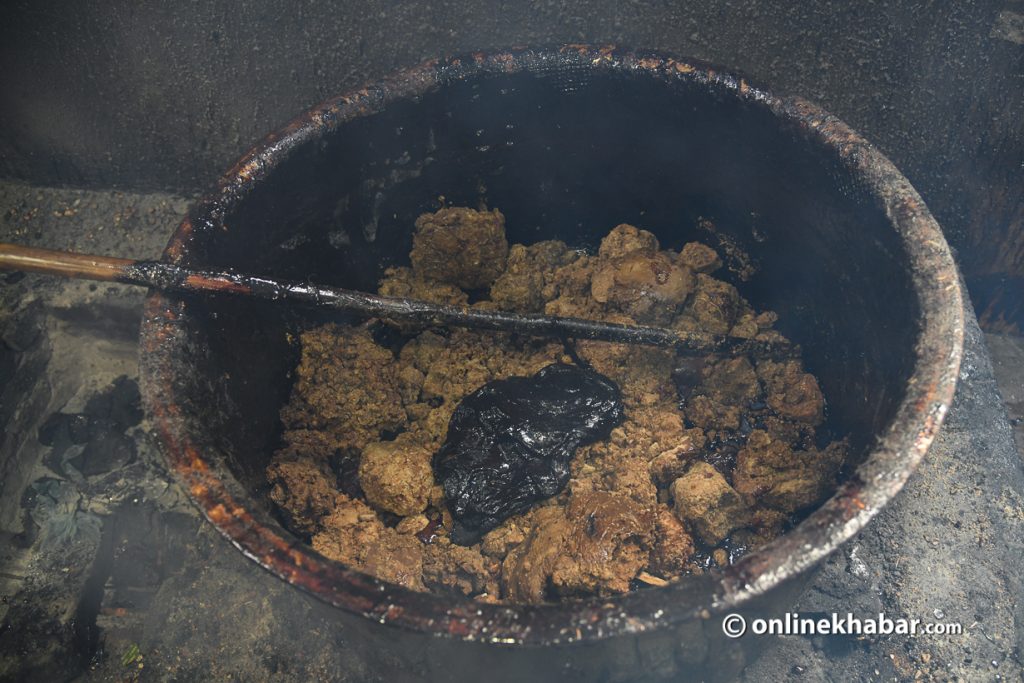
[139,45,964,646]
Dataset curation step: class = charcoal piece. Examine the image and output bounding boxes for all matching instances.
[38,412,82,447]
[83,375,143,428]
[70,431,137,476]
[435,363,624,545]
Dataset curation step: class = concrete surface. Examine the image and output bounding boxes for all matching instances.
[0,180,1022,681]
[986,333,1024,460]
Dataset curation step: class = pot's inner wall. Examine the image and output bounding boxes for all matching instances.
[175,67,919,512]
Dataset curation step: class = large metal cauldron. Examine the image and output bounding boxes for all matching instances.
[139,46,963,680]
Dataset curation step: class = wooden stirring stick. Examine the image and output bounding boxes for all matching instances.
[0,242,791,357]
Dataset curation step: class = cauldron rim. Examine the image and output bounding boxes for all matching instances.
[139,45,964,645]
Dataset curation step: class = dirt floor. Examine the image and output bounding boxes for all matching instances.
[0,180,1022,682]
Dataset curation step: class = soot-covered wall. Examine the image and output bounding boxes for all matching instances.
[0,0,1021,327]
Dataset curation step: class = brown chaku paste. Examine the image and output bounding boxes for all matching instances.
[265,206,849,604]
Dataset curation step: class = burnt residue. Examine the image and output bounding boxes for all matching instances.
[436,363,623,545]
[39,376,143,478]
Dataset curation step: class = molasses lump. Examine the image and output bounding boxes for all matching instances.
[591,251,695,325]
[731,310,782,342]
[279,427,346,461]
[686,395,741,432]
[501,506,571,603]
[489,240,576,313]
[542,252,601,319]
[701,356,762,405]
[358,438,434,516]
[580,404,691,505]
[590,225,696,326]
[266,453,342,535]
[550,491,654,596]
[729,315,758,339]
[480,518,528,558]
[648,505,696,577]
[598,451,660,507]
[759,414,814,446]
[279,324,405,452]
[500,492,655,602]
[749,508,790,541]
[576,342,677,407]
[671,461,751,546]
[313,494,426,591]
[435,363,624,545]
[755,359,825,424]
[422,538,494,596]
[733,430,847,513]
[674,274,742,337]
[410,206,509,289]
[678,242,723,274]
[395,514,430,535]
[755,311,780,331]
[396,365,426,405]
[648,431,705,486]
[378,265,469,306]
[597,224,660,259]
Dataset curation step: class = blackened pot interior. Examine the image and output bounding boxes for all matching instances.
[140,48,960,645]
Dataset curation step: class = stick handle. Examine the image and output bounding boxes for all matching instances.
[0,242,136,281]
[0,242,792,357]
